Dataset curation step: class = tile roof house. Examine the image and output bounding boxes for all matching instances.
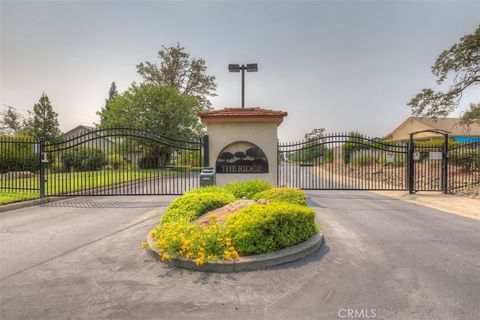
[384,117,480,142]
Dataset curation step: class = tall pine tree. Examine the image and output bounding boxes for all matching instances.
[97,81,119,125]
[27,93,61,142]
[105,81,118,107]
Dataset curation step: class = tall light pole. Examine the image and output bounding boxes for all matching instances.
[228,63,258,108]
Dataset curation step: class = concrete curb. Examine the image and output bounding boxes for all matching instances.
[145,232,324,273]
[0,197,70,214]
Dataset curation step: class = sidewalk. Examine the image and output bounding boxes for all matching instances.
[315,166,479,221]
[374,191,480,221]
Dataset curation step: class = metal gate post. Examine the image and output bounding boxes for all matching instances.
[39,137,45,198]
[276,139,279,187]
[202,134,209,167]
[442,134,449,194]
[407,133,414,194]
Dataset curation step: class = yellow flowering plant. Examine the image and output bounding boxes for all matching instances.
[149,216,240,265]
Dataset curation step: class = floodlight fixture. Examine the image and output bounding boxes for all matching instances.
[228,63,258,108]
[246,63,258,72]
[228,64,241,72]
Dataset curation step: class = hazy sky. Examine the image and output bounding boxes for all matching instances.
[1,1,479,141]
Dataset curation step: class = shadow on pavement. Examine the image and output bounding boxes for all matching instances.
[43,201,171,208]
[273,241,330,271]
[306,191,402,201]
[151,242,330,283]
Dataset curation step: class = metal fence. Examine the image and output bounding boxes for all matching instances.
[0,136,40,193]
[1,130,478,198]
[278,133,480,193]
[278,134,408,190]
[1,128,204,197]
[447,141,480,192]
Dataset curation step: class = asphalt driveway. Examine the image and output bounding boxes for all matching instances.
[0,192,479,320]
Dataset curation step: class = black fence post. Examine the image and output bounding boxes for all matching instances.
[202,134,209,168]
[276,139,279,187]
[407,133,414,194]
[39,137,45,198]
[442,133,449,194]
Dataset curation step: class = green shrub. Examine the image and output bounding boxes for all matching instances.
[224,180,273,199]
[61,147,106,172]
[226,203,319,255]
[138,155,159,169]
[49,160,64,173]
[147,180,320,263]
[342,132,367,164]
[185,185,233,196]
[323,148,334,163]
[172,150,202,168]
[0,135,39,174]
[414,139,459,147]
[288,141,333,164]
[161,192,235,223]
[252,187,307,206]
[107,153,124,169]
[450,149,479,172]
[138,151,171,169]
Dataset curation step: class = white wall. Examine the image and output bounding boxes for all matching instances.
[206,121,279,186]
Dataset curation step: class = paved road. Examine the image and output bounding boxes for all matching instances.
[0,192,479,320]
[47,172,200,196]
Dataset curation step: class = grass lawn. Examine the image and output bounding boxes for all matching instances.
[43,168,163,194]
[0,192,39,205]
[1,168,182,204]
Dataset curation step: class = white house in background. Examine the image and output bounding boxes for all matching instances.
[63,125,114,149]
[62,125,144,164]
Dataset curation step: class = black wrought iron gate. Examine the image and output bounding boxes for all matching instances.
[2,129,478,197]
[278,132,479,193]
[278,133,408,191]
[40,128,204,196]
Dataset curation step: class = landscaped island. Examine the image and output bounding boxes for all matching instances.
[143,180,321,271]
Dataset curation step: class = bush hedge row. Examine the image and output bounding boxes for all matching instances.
[252,187,307,206]
[224,179,273,199]
[226,202,318,255]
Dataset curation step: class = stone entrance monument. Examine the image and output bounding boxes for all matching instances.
[198,107,287,186]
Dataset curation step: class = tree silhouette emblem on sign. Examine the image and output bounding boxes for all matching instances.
[216,141,268,173]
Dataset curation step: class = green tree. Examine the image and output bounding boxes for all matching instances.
[0,106,26,135]
[460,102,480,126]
[97,81,119,124]
[342,131,366,164]
[98,84,203,165]
[304,128,325,141]
[408,25,480,122]
[26,93,61,142]
[106,81,118,105]
[98,84,203,140]
[136,43,217,109]
[289,128,330,164]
